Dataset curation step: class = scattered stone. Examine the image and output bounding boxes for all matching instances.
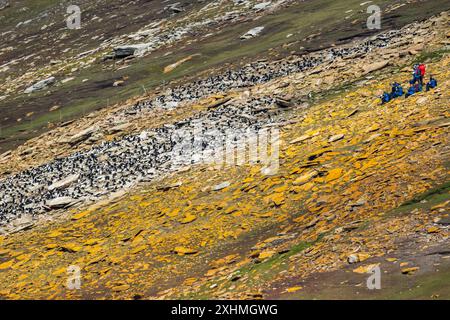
[181,214,197,224]
[207,97,232,109]
[353,264,379,274]
[45,197,77,209]
[0,1,9,11]
[293,171,318,186]
[349,197,367,208]
[212,181,231,191]
[328,134,345,143]
[112,284,130,292]
[166,3,184,13]
[426,226,440,234]
[290,134,314,144]
[48,174,80,191]
[19,147,35,156]
[347,253,370,264]
[416,96,428,105]
[286,286,302,293]
[362,61,389,74]
[305,218,319,229]
[408,43,424,55]
[401,267,419,275]
[364,133,381,144]
[61,77,75,84]
[112,44,150,59]
[164,55,196,73]
[24,77,56,94]
[0,150,11,161]
[347,108,359,117]
[106,123,131,134]
[241,26,265,40]
[174,246,198,255]
[347,254,359,264]
[336,220,364,233]
[258,250,276,260]
[275,96,293,108]
[253,2,272,11]
[67,126,99,145]
[157,181,182,191]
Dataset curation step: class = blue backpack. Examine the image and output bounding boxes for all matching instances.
[426,78,437,91]
[429,78,437,88]
[381,92,391,104]
[405,86,416,98]
[393,84,403,97]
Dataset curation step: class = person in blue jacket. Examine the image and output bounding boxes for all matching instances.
[426,76,437,91]
[406,83,423,98]
[391,82,404,98]
[410,64,421,85]
[381,92,391,104]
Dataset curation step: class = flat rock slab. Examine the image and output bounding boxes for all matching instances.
[48,174,80,191]
[45,197,77,209]
[24,77,56,94]
[212,181,230,191]
[241,26,265,40]
[67,126,99,145]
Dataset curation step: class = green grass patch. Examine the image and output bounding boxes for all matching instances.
[388,181,450,217]
[381,266,450,300]
[413,47,450,64]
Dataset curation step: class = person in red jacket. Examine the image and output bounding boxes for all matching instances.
[418,64,426,85]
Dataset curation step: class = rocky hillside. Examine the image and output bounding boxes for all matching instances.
[0,1,449,300]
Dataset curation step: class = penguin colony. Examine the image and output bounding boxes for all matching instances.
[129,29,401,114]
[0,96,280,224]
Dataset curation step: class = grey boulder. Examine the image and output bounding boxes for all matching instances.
[24,77,56,94]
